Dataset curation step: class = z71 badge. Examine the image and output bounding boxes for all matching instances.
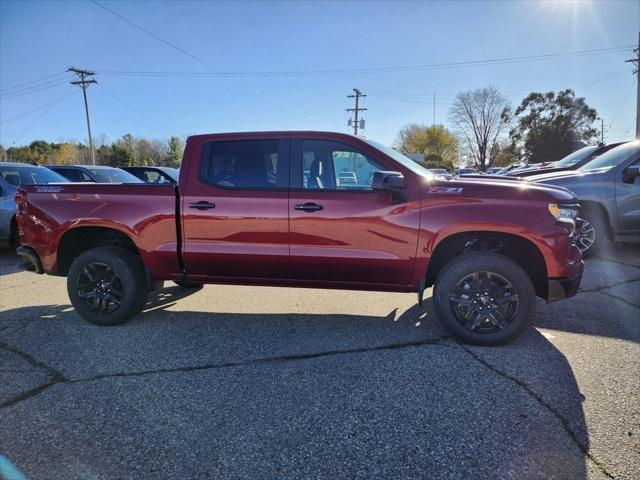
[427,187,463,194]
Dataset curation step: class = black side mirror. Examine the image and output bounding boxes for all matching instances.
[372,171,406,202]
[623,165,640,179]
[372,171,405,190]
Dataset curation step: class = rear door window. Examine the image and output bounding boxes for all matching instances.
[200,139,288,189]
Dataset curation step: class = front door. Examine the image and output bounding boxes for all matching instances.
[181,137,290,280]
[289,138,420,286]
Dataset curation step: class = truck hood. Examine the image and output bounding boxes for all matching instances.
[429,176,576,203]
[528,168,607,185]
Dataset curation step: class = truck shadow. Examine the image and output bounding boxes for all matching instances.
[1,289,590,478]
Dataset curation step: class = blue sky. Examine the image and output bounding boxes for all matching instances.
[0,0,638,149]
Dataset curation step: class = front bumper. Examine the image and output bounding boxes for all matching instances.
[547,260,584,301]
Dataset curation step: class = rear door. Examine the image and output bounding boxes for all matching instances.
[181,136,291,280]
[288,137,420,285]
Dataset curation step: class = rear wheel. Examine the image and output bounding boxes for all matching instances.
[67,246,149,326]
[433,252,536,346]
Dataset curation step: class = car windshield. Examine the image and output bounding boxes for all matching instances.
[429,169,448,174]
[89,168,144,183]
[555,146,599,167]
[579,141,640,172]
[0,165,68,186]
[362,139,434,179]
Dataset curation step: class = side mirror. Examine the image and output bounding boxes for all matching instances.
[372,171,405,191]
[623,165,640,179]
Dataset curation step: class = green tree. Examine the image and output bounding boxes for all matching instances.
[395,124,458,171]
[165,136,184,167]
[507,89,598,163]
[109,144,135,168]
[49,143,78,165]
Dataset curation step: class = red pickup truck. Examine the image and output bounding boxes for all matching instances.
[16,132,583,345]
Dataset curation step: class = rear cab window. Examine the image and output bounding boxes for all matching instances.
[199,138,289,189]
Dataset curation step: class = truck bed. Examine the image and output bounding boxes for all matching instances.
[17,183,181,279]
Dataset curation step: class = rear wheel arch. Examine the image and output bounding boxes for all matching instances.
[425,231,549,299]
[57,226,140,276]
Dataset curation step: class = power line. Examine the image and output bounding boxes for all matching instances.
[607,78,636,131]
[96,84,173,134]
[90,0,219,71]
[0,90,78,123]
[4,88,77,148]
[92,91,167,135]
[96,45,633,78]
[0,80,70,100]
[0,72,67,93]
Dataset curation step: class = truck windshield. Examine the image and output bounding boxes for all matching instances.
[362,139,434,179]
[555,146,598,167]
[89,168,144,183]
[0,165,68,186]
[579,141,639,172]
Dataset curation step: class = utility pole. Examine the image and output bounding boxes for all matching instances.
[346,88,367,136]
[68,67,97,165]
[601,118,605,143]
[625,32,640,140]
[433,92,436,126]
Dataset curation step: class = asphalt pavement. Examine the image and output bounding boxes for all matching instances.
[0,243,638,479]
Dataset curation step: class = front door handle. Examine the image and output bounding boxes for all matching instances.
[189,201,216,210]
[294,202,324,212]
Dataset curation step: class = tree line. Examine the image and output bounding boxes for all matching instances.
[0,134,185,168]
[396,87,600,172]
[1,88,601,173]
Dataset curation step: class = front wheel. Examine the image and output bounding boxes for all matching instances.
[67,246,149,326]
[574,211,606,257]
[433,252,536,346]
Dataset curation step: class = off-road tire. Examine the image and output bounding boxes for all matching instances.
[67,246,149,326]
[433,252,536,346]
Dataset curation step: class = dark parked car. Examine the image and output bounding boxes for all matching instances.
[0,163,68,248]
[47,165,143,183]
[506,143,625,178]
[122,166,179,184]
[531,141,640,255]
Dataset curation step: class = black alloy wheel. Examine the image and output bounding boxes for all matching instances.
[76,262,123,314]
[448,271,519,333]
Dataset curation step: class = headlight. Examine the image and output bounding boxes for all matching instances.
[548,202,578,225]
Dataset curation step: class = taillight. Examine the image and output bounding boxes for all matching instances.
[14,189,27,213]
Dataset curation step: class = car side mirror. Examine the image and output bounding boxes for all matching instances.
[372,171,405,190]
[372,171,406,202]
[623,165,640,179]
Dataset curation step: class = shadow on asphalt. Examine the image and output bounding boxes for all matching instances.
[1,287,591,478]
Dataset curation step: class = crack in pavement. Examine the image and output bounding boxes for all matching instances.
[0,340,68,409]
[457,343,616,480]
[0,336,452,409]
[579,276,640,294]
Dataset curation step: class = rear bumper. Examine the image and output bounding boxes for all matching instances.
[16,246,44,274]
[547,260,584,301]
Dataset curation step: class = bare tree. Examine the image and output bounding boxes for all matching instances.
[449,86,510,170]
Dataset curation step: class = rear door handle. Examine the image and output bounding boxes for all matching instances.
[294,202,323,212]
[188,201,216,210]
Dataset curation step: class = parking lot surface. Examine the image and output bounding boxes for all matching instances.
[1,245,639,479]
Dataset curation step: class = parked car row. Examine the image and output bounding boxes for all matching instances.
[0,163,179,248]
